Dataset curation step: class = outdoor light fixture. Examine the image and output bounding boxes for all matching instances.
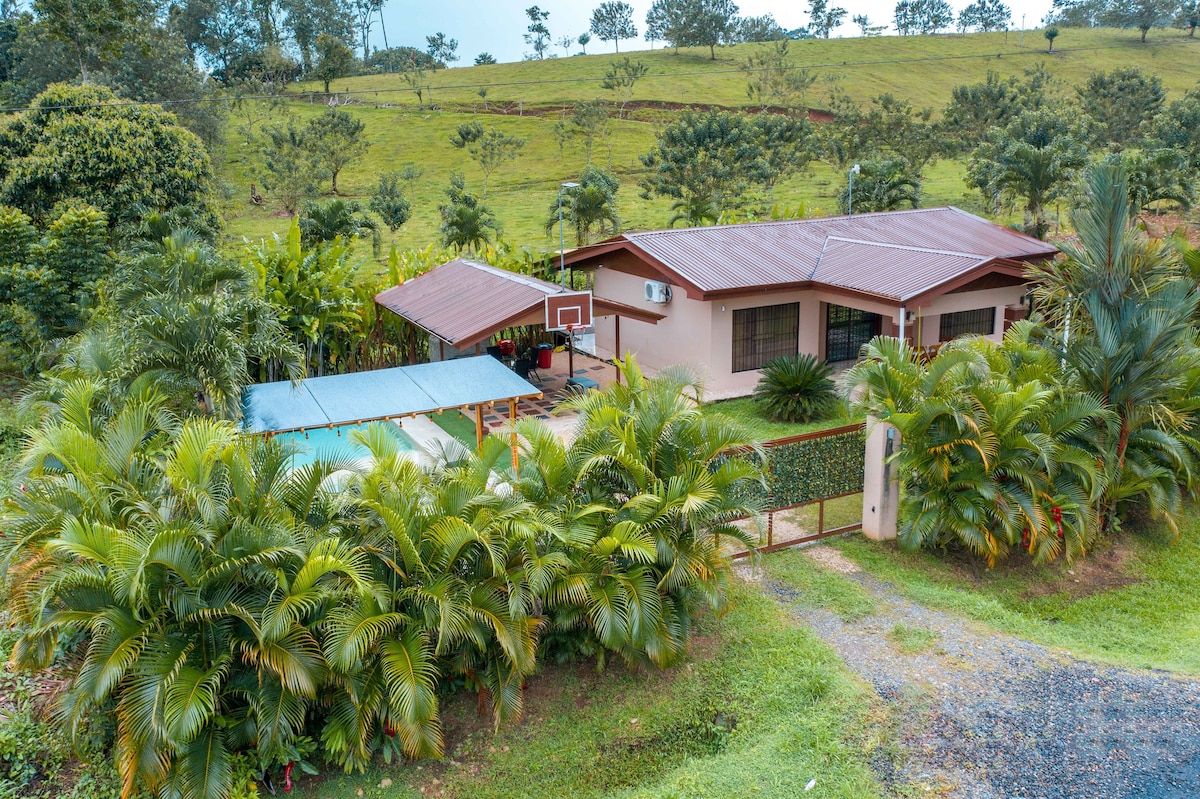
[558,181,580,290]
[848,163,861,216]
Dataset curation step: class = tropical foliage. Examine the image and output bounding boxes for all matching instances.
[1,360,765,799]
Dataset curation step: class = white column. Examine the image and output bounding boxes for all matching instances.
[862,417,900,541]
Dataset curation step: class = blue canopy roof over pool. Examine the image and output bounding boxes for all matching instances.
[240,356,543,434]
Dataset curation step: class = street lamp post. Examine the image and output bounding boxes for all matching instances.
[848,163,860,216]
[558,181,580,289]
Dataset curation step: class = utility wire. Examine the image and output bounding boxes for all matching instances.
[0,37,1196,114]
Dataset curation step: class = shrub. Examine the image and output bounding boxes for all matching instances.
[753,353,837,423]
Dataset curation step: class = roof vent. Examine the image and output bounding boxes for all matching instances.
[644,280,672,304]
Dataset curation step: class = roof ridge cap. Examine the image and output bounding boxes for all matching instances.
[823,237,987,260]
[461,260,559,294]
[623,206,959,238]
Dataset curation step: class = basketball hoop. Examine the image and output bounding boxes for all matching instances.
[545,291,593,333]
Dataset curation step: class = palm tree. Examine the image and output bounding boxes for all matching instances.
[517,357,766,667]
[109,241,303,416]
[837,157,921,214]
[544,168,621,246]
[440,201,499,254]
[1030,163,1200,533]
[966,108,1088,239]
[2,385,364,799]
[668,194,721,227]
[844,332,1107,564]
[298,198,380,250]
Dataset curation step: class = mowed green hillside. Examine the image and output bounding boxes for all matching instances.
[218,28,1200,255]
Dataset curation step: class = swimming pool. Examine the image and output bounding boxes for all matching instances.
[274,422,418,470]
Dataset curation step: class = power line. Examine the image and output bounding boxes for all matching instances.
[0,37,1196,114]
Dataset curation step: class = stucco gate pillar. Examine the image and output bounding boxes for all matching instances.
[861,417,899,541]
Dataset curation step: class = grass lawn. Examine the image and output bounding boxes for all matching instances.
[430,409,483,448]
[292,581,885,799]
[216,28,1200,257]
[706,397,860,442]
[829,516,1200,674]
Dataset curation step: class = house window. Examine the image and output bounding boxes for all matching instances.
[732,303,799,372]
[825,304,881,363]
[939,308,996,340]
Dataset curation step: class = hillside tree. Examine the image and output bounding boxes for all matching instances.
[312,33,356,92]
[1104,0,1176,41]
[578,31,591,52]
[1077,67,1164,147]
[1178,1,1198,35]
[600,56,649,118]
[33,0,154,80]
[475,51,497,64]
[894,0,953,33]
[853,13,887,34]
[553,100,611,163]
[639,110,767,218]
[957,0,1011,30]
[1045,25,1059,49]
[260,118,327,213]
[742,40,816,111]
[807,0,848,37]
[304,109,370,195]
[590,1,638,51]
[370,172,413,231]
[941,70,1049,149]
[524,5,551,59]
[439,173,499,253]
[689,0,741,58]
[735,13,786,41]
[966,107,1088,238]
[449,123,527,197]
[425,32,459,67]
[1145,87,1200,168]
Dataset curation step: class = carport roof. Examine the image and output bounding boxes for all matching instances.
[240,355,542,434]
[374,259,664,349]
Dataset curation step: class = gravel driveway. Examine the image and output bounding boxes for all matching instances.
[769,547,1200,798]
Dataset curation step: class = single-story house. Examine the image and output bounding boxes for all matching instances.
[563,207,1058,397]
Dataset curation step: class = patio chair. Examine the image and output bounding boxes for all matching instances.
[513,358,542,385]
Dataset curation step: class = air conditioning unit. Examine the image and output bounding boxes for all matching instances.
[644,280,672,304]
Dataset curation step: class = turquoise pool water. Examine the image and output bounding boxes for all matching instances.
[275,423,417,470]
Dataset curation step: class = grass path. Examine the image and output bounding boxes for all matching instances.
[765,546,1200,798]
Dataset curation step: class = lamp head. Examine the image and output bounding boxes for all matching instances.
[850,164,860,175]
[561,181,580,189]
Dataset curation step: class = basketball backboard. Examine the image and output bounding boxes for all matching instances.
[544,290,593,332]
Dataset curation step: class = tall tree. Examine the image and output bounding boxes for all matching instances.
[590,1,637,51]
[941,69,1050,150]
[687,0,740,58]
[965,107,1088,238]
[957,0,1011,30]
[352,0,380,59]
[33,0,154,80]
[1178,0,1199,34]
[639,109,767,219]
[734,13,786,41]
[523,5,551,59]
[425,31,458,67]
[312,32,356,92]
[0,83,217,227]
[1104,0,1175,41]
[1077,67,1164,147]
[806,0,847,37]
[304,108,370,194]
[1030,163,1200,533]
[852,13,887,34]
[1145,86,1200,169]
[259,117,328,213]
[644,0,690,51]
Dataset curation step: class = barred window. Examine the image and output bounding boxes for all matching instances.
[732,303,799,372]
[825,304,881,363]
[939,308,996,340]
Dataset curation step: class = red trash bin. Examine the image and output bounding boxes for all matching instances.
[536,343,553,369]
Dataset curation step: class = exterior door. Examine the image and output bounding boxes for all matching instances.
[825,304,882,363]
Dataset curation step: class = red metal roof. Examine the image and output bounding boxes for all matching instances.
[374,259,663,349]
[567,207,1057,302]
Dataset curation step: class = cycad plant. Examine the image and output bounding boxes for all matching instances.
[753,353,838,423]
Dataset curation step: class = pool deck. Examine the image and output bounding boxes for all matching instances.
[476,348,620,439]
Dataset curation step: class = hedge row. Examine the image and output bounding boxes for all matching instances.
[741,426,866,511]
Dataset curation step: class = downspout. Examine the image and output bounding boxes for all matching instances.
[898,306,906,344]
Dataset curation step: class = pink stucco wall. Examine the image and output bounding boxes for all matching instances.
[593,265,1028,399]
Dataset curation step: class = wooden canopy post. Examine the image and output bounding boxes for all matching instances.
[614,315,622,385]
[509,399,519,471]
[474,404,484,450]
